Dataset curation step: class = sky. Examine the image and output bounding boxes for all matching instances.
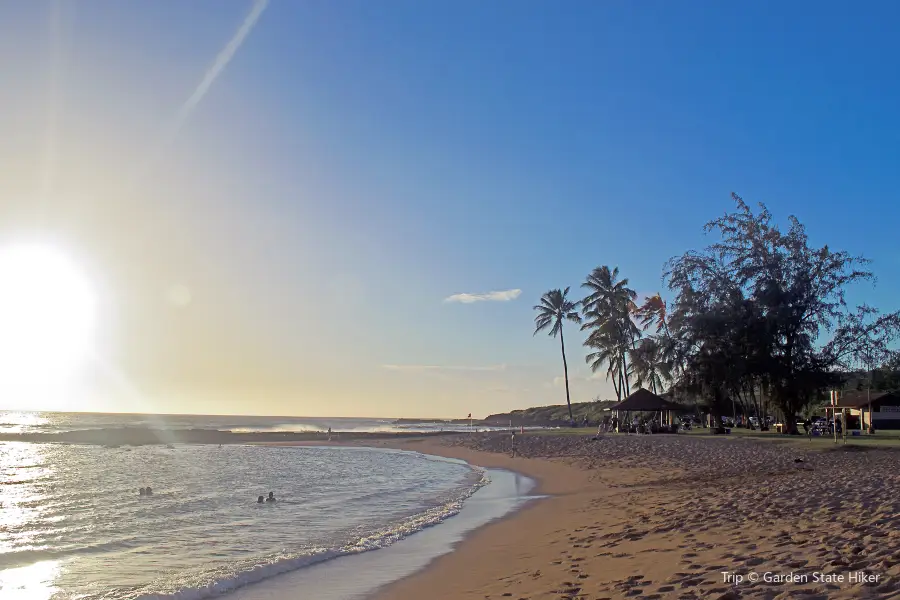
[1,0,899,418]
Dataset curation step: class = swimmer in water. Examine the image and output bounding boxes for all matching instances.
[139,487,146,496]
[145,486,152,496]
[265,492,276,503]
[257,495,264,503]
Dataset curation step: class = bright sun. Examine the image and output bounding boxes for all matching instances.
[0,243,97,404]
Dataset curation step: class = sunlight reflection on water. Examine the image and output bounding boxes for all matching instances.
[0,412,51,435]
[1,443,52,549]
[0,560,61,600]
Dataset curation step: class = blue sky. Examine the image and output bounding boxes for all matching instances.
[1,1,898,417]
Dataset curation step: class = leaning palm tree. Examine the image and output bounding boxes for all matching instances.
[636,293,669,336]
[534,287,582,424]
[636,292,689,388]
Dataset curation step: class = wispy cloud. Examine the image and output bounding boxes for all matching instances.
[444,289,522,304]
[382,364,507,372]
[130,0,268,187]
[173,0,269,133]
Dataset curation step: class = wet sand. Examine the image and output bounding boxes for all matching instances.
[360,433,900,600]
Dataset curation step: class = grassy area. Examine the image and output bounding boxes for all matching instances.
[685,426,900,449]
[516,425,900,449]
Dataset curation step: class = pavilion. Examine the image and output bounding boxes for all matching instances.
[608,388,688,431]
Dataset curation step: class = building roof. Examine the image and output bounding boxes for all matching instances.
[834,390,900,409]
[609,388,687,412]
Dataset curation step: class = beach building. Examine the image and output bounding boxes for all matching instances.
[831,390,900,431]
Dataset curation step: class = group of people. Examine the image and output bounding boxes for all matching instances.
[138,486,277,503]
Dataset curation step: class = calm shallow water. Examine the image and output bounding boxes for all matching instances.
[0,443,483,599]
[229,467,539,600]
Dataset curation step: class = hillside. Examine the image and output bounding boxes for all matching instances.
[482,400,617,427]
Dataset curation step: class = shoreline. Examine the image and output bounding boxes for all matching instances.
[227,440,542,600]
[295,433,900,599]
[11,432,900,598]
[255,437,599,600]
[362,438,603,600]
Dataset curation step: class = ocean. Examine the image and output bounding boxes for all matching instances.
[0,411,502,437]
[0,412,536,600]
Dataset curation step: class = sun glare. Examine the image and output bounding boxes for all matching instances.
[0,243,97,404]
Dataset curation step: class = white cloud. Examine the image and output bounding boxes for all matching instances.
[444,289,522,304]
[382,364,507,372]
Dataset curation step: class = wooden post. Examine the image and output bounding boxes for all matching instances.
[869,402,873,434]
[831,390,838,443]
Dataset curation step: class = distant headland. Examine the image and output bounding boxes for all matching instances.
[394,400,616,428]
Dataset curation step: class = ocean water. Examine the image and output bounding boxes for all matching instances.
[0,411,504,436]
[0,442,487,599]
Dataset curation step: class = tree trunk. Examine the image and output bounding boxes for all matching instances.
[559,325,574,425]
[610,364,622,401]
[622,353,632,396]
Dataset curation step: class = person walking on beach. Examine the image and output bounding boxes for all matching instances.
[510,431,517,458]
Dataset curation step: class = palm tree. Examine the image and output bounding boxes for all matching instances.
[629,337,671,394]
[585,321,630,400]
[581,266,640,398]
[636,292,688,390]
[636,293,669,336]
[534,287,582,424]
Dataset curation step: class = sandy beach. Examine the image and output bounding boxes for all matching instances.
[340,433,900,600]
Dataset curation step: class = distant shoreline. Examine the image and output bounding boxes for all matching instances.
[0,428,465,446]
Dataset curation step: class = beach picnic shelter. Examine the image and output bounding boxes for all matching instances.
[609,388,686,428]
[832,390,900,430]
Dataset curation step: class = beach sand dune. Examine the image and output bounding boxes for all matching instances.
[370,434,900,600]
